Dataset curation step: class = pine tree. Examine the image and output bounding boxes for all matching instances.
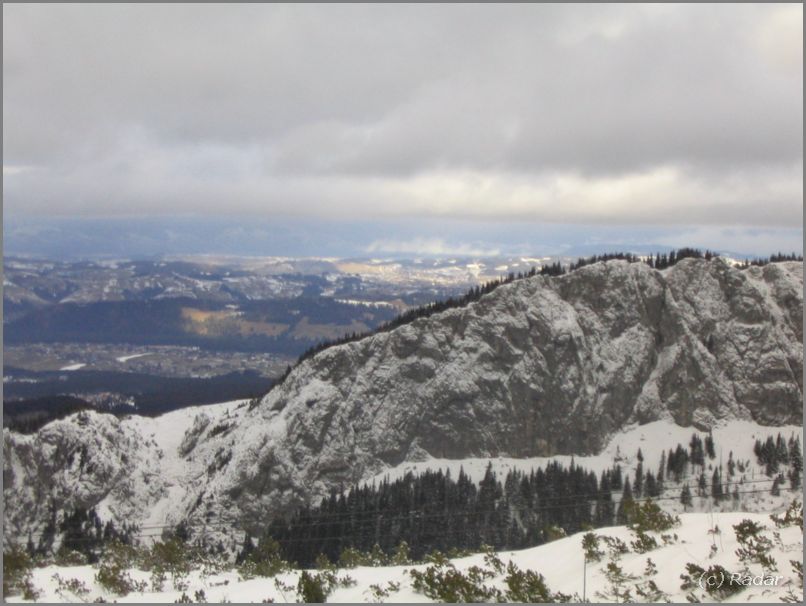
[705,431,716,460]
[711,469,723,501]
[680,484,693,511]
[788,436,803,489]
[634,461,644,497]
[771,474,782,497]
[617,479,634,525]
[697,472,707,497]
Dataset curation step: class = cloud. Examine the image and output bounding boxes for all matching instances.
[3,165,35,176]
[2,4,802,228]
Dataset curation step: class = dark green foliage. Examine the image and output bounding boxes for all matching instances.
[94,540,147,596]
[627,500,680,533]
[739,252,804,267]
[630,529,659,554]
[616,478,634,525]
[788,436,802,489]
[297,571,327,603]
[667,444,689,483]
[733,519,777,571]
[596,560,637,602]
[680,484,693,510]
[267,461,612,568]
[754,433,796,477]
[711,468,725,501]
[235,535,290,579]
[705,432,716,460]
[503,561,555,602]
[30,506,137,564]
[409,557,501,602]
[582,532,604,562]
[689,434,705,468]
[771,500,803,530]
[634,558,669,602]
[680,563,745,600]
[3,544,40,600]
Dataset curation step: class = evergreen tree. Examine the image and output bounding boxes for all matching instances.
[705,431,716,460]
[680,484,693,511]
[771,474,782,497]
[617,479,634,525]
[697,472,707,497]
[634,461,643,497]
[711,469,723,501]
[788,435,803,489]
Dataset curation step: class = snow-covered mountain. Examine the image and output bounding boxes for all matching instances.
[4,258,803,544]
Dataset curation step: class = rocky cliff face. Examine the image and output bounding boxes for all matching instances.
[4,258,803,541]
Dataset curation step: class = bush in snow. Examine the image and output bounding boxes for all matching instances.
[680,562,744,601]
[367,580,401,602]
[409,556,502,602]
[595,559,637,603]
[2,544,40,600]
[629,529,659,554]
[600,535,630,559]
[94,540,147,596]
[409,551,569,603]
[52,573,91,601]
[595,534,636,603]
[771,500,803,530]
[237,536,291,579]
[627,500,680,533]
[582,532,605,562]
[504,561,563,602]
[145,536,194,590]
[733,519,777,572]
[633,558,670,602]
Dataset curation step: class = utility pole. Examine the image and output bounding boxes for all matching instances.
[582,553,587,602]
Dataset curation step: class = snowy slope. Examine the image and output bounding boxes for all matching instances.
[3,400,249,543]
[364,420,803,486]
[8,511,802,603]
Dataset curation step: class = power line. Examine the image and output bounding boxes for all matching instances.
[21,486,800,544]
[22,475,794,536]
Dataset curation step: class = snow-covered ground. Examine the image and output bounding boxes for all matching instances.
[9,511,802,603]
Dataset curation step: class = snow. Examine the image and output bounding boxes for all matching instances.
[116,353,151,363]
[58,363,86,371]
[9,511,802,603]
[363,419,802,487]
[115,400,249,530]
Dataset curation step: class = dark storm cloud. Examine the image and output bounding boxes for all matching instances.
[3,4,802,226]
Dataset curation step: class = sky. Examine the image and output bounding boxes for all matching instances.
[3,4,803,258]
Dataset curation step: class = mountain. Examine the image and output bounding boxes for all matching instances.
[4,257,803,544]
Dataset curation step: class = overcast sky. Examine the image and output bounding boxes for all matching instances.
[3,4,803,257]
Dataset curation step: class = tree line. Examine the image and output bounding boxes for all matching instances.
[255,461,624,568]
